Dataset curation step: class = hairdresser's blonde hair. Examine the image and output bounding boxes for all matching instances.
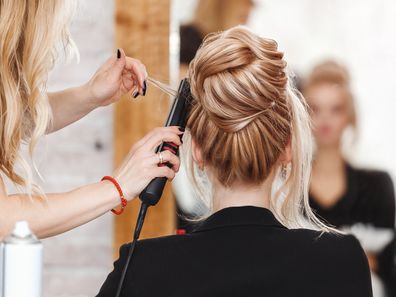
[0,0,77,194]
[184,26,332,231]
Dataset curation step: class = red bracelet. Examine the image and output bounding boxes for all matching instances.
[101,176,128,215]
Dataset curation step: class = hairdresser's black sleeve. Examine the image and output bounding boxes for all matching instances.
[95,243,130,297]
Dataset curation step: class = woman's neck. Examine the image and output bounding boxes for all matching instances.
[212,178,272,212]
[313,146,345,174]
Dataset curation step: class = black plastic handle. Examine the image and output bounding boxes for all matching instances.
[139,79,191,206]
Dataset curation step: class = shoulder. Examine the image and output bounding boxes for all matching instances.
[287,229,372,295]
[289,228,365,257]
[282,228,368,269]
[294,230,371,277]
[117,233,197,265]
[133,233,199,259]
[351,165,394,189]
[96,235,190,296]
[351,166,395,209]
[298,229,365,257]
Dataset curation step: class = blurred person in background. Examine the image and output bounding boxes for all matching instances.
[175,0,255,232]
[303,60,396,297]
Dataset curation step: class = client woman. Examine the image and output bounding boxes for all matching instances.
[96,26,372,297]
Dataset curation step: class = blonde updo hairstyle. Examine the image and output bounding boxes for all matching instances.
[184,26,331,230]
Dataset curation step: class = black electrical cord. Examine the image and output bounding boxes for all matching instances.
[114,202,149,297]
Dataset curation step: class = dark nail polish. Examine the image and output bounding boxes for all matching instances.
[133,91,139,98]
[117,49,121,59]
[178,127,185,132]
[143,81,147,96]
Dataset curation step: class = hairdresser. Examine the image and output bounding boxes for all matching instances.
[0,1,182,239]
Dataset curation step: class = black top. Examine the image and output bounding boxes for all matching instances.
[179,24,204,64]
[309,164,395,286]
[96,206,372,297]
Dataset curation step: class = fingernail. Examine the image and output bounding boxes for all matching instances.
[117,49,121,59]
[133,91,139,98]
[178,127,185,132]
[143,81,147,96]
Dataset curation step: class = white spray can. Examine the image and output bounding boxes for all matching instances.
[1,221,43,297]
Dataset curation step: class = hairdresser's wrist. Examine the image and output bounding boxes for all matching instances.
[79,81,102,111]
[98,179,125,210]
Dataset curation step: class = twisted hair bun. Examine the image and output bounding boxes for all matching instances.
[187,26,292,186]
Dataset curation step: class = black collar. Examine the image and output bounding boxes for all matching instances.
[191,206,287,233]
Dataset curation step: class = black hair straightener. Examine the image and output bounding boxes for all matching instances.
[114,78,192,297]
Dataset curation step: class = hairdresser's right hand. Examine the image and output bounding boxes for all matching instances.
[113,126,183,200]
[86,48,148,108]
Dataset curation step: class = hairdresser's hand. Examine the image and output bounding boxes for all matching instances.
[113,126,183,200]
[85,48,148,108]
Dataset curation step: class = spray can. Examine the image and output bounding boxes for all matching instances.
[1,221,43,297]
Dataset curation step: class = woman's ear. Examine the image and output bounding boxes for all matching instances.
[191,139,204,169]
[279,140,292,164]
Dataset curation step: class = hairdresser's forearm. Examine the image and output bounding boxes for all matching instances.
[0,181,119,239]
[47,83,98,133]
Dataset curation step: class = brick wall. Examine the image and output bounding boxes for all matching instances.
[43,1,115,296]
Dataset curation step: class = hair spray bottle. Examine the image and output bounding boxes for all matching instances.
[0,221,43,297]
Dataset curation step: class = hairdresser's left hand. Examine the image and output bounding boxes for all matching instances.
[86,48,148,107]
